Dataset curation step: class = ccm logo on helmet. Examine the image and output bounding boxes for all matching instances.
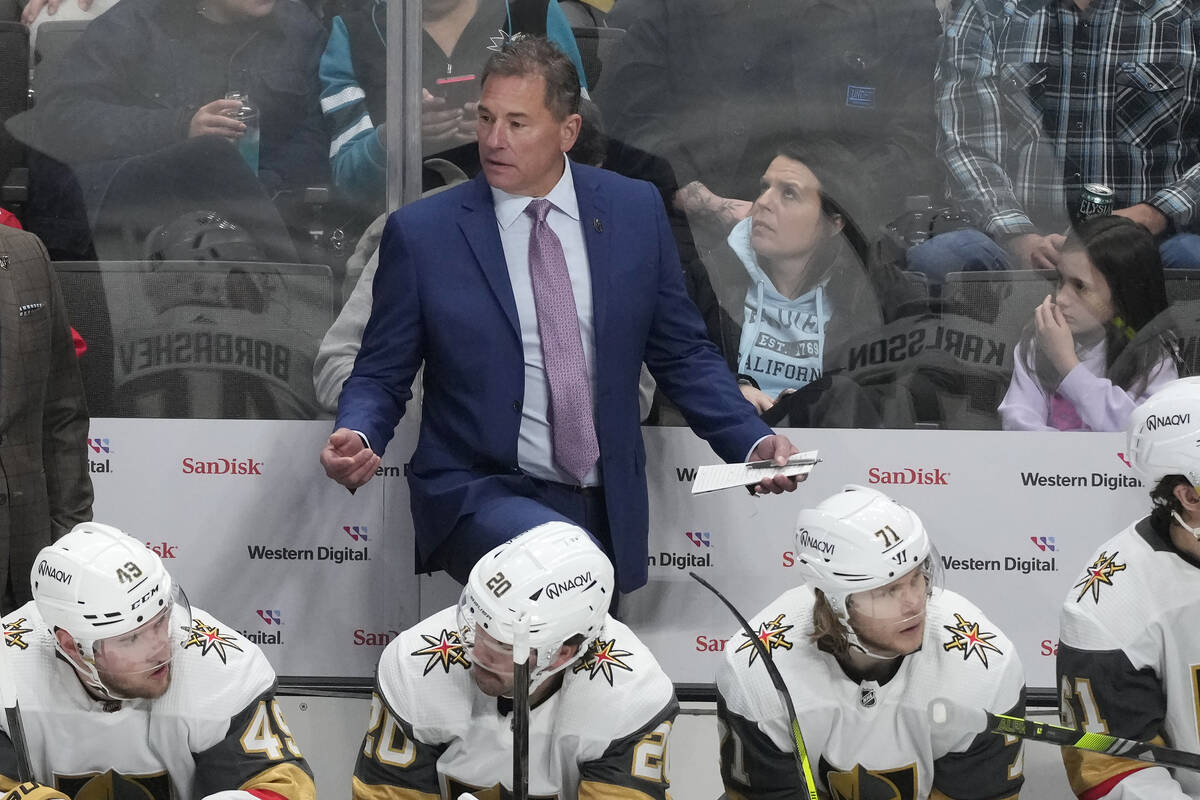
[796,529,835,554]
[1144,413,1190,431]
[867,467,949,486]
[36,560,72,585]
[544,572,592,600]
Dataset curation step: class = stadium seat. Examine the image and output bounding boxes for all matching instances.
[28,18,91,106]
[54,260,335,419]
[0,21,29,215]
[571,26,625,90]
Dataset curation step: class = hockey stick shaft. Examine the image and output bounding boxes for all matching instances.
[691,572,819,800]
[511,621,530,800]
[0,630,33,782]
[988,712,1200,773]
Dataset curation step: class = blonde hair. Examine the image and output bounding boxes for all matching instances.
[811,588,851,658]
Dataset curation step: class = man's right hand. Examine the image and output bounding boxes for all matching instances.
[321,428,381,490]
[189,99,246,140]
[1006,232,1066,269]
[21,0,92,25]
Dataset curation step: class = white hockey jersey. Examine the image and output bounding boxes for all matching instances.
[716,586,1025,800]
[1058,516,1200,800]
[352,606,677,800]
[0,602,314,800]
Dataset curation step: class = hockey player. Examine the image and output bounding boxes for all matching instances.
[716,485,1026,800]
[0,522,314,800]
[1058,376,1200,799]
[351,521,677,800]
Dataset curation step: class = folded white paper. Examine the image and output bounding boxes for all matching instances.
[691,450,821,494]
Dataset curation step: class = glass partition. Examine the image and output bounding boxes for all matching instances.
[0,0,1190,430]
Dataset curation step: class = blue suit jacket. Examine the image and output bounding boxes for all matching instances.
[337,162,771,590]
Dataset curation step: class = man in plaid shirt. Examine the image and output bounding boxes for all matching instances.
[908,0,1200,281]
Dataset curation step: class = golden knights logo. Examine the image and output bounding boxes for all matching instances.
[818,758,917,800]
[1074,551,1126,603]
[942,613,1003,667]
[572,637,633,685]
[734,614,794,667]
[411,628,470,675]
[182,619,243,663]
[4,618,33,650]
[57,769,172,800]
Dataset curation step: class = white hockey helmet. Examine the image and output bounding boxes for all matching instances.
[1126,377,1200,488]
[457,521,613,689]
[793,486,939,654]
[32,522,190,699]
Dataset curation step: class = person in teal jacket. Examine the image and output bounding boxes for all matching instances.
[319,0,585,216]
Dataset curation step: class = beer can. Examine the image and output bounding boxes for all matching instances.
[1079,183,1114,220]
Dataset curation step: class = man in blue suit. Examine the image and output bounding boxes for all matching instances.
[320,36,800,593]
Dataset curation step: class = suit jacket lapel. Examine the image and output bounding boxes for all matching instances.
[458,174,520,336]
[574,163,611,340]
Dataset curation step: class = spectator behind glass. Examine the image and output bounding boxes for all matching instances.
[912,0,1200,284]
[13,0,328,261]
[594,0,940,244]
[318,0,586,218]
[1000,216,1181,432]
[706,141,922,426]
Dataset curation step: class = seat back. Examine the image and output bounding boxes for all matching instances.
[55,260,335,419]
[0,21,29,210]
[28,19,91,106]
[571,26,626,90]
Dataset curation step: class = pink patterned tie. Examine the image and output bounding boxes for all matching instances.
[525,199,600,482]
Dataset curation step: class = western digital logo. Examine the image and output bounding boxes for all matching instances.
[343,526,369,542]
[685,531,710,548]
[256,610,282,625]
[87,438,111,454]
[1031,536,1056,552]
[246,545,369,563]
[941,554,1056,573]
[1019,472,1142,490]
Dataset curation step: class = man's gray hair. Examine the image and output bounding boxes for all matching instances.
[481,35,581,120]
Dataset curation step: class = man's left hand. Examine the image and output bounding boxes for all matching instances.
[749,434,803,495]
[1113,203,1169,235]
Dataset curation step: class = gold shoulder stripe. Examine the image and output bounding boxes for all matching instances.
[352,776,440,800]
[241,762,315,800]
[1061,735,1160,797]
[578,779,659,800]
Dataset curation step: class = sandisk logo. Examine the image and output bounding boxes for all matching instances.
[146,541,178,558]
[181,457,263,475]
[867,467,949,486]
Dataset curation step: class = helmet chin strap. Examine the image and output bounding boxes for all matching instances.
[1172,510,1200,541]
[57,640,130,703]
